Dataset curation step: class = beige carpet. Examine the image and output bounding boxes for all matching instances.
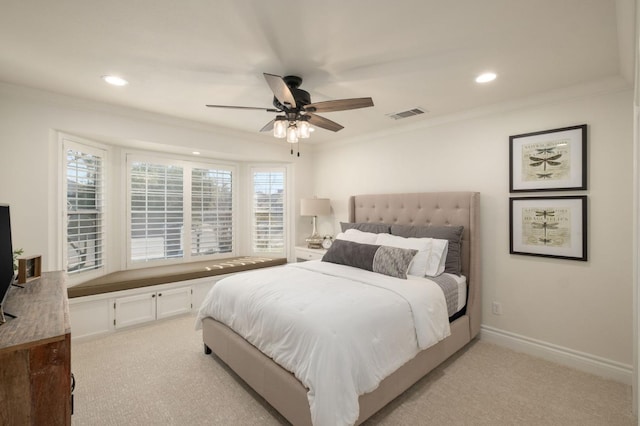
[71,314,636,425]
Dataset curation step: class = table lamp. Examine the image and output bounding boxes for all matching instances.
[300,197,331,249]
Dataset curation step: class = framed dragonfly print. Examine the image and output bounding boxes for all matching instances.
[510,196,587,261]
[509,124,587,192]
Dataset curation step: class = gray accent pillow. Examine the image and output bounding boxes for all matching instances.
[321,238,378,272]
[340,222,391,234]
[322,239,417,279]
[390,224,464,276]
[372,246,417,279]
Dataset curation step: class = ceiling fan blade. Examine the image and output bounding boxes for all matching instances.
[263,73,297,109]
[306,113,344,132]
[260,119,275,132]
[304,97,374,113]
[206,104,280,112]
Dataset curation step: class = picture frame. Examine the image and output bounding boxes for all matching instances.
[17,255,42,284]
[510,196,587,261]
[509,124,587,192]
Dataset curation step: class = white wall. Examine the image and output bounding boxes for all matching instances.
[0,82,314,272]
[313,87,634,368]
[0,79,633,374]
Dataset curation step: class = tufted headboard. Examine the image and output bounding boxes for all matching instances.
[348,192,481,338]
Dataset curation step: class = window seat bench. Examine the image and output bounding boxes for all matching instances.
[67,256,287,299]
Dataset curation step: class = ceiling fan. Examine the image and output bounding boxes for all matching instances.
[206,73,374,149]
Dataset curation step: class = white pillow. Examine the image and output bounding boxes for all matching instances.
[375,233,431,277]
[336,228,379,244]
[426,238,448,277]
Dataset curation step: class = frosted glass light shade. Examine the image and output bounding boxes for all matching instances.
[287,125,298,143]
[273,120,287,138]
[298,120,310,138]
[300,198,330,216]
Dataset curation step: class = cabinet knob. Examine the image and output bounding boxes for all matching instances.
[158,293,162,297]
[152,294,156,298]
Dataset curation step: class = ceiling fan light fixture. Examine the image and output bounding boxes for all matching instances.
[206,73,373,155]
[298,120,310,139]
[287,124,299,144]
[273,118,287,138]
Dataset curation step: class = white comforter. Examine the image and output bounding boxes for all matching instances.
[196,260,451,426]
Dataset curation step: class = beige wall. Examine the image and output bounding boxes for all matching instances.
[313,87,634,366]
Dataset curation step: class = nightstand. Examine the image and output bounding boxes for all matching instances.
[295,246,327,262]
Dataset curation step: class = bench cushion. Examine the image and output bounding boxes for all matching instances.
[67,256,287,298]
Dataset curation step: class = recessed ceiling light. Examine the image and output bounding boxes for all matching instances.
[102,75,128,86]
[192,151,201,155]
[475,72,497,83]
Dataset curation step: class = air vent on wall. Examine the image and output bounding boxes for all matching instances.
[386,107,427,120]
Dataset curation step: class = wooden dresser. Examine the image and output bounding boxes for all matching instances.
[0,271,71,425]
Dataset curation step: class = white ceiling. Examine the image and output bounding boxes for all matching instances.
[0,0,633,144]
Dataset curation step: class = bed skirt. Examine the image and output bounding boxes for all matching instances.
[202,314,472,425]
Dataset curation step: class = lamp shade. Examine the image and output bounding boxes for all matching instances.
[300,198,330,216]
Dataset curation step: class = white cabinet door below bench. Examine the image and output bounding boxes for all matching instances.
[69,298,112,338]
[115,292,157,329]
[114,287,192,328]
[69,276,220,340]
[157,287,192,319]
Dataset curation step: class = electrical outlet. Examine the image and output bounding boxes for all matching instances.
[492,301,502,315]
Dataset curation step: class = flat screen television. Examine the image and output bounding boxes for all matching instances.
[0,205,15,323]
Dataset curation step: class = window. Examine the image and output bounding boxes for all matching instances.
[252,168,286,254]
[128,156,235,265]
[61,141,288,275]
[64,141,105,275]
[191,167,233,256]
[129,161,184,262]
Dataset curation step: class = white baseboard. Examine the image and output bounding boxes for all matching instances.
[480,325,633,385]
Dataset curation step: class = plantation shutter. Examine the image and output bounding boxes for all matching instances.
[65,145,105,274]
[130,162,184,262]
[252,169,285,253]
[191,167,233,256]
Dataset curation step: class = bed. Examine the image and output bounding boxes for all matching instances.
[198,192,481,425]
